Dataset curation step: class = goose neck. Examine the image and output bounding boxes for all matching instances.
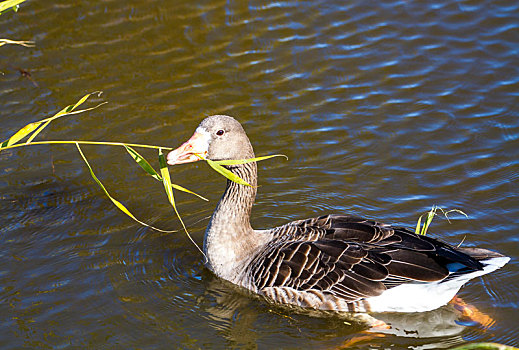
[204,162,259,281]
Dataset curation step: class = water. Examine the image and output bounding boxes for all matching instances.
[1,0,518,348]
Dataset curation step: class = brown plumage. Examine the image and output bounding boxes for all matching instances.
[167,115,509,313]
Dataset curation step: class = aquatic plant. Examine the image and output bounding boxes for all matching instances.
[0,0,27,15]
[0,93,284,255]
[3,91,476,255]
[415,205,468,236]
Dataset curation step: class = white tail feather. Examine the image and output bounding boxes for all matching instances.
[366,256,510,313]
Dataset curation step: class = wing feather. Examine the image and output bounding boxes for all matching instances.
[249,214,484,306]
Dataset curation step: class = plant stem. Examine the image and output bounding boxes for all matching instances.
[1,140,173,152]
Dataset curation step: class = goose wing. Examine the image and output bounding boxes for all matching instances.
[250,214,481,303]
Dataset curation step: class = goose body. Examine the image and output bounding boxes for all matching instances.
[167,115,510,313]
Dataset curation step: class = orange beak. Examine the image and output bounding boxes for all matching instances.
[167,131,210,165]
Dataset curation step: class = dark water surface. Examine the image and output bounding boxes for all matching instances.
[1,0,518,348]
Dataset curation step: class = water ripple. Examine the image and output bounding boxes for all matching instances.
[1,0,518,348]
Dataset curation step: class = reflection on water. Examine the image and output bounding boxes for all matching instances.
[1,0,518,348]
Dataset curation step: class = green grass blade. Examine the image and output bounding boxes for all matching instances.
[171,183,208,201]
[213,154,288,166]
[422,206,437,235]
[415,205,467,236]
[76,143,176,233]
[125,145,162,181]
[159,149,206,259]
[26,92,106,143]
[1,92,105,150]
[51,91,100,119]
[0,0,27,14]
[197,153,286,185]
[1,121,41,148]
[25,120,55,144]
[415,215,423,235]
[159,149,176,208]
[205,158,251,186]
[126,145,207,201]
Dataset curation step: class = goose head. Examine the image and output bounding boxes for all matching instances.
[167,115,254,165]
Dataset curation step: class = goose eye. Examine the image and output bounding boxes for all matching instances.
[216,130,225,136]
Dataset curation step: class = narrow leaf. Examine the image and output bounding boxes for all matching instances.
[422,206,437,235]
[76,143,176,233]
[159,148,206,259]
[206,158,252,186]
[0,0,27,14]
[171,183,208,201]
[127,145,207,200]
[415,205,467,236]
[415,215,423,235]
[25,120,55,144]
[26,92,105,143]
[214,154,288,166]
[159,149,175,208]
[67,91,96,113]
[1,121,41,148]
[125,145,161,181]
[445,209,468,221]
[1,92,105,151]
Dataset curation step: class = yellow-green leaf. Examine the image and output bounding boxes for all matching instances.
[0,0,27,14]
[415,206,467,236]
[415,215,423,235]
[76,143,175,233]
[127,146,207,201]
[1,121,41,148]
[64,91,96,114]
[196,153,286,186]
[206,158,252,186]
[25,120,53,144]
[26,92,105,143]
[159,149,176,208]
[171,183,208,201]
[213,154,288,166]
[159,148,205,258]
[423,206,436,235]
[125,145,161,181]
[0,92,106,151]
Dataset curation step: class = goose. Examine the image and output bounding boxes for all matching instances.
[167,115,510,314]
